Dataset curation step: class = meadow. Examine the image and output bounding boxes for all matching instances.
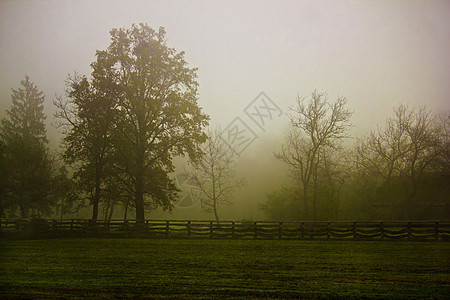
[1,238,449,299]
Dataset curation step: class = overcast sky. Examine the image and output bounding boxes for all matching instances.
[1,0,449,219]
[1,0,449,130]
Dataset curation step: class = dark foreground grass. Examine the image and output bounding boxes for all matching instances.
[0,238,449,299]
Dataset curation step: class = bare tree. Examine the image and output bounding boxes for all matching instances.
[316,147,350,219]
[356,109,408,183]
[435,113,450,172]
[356,104,446,217]
[275,91,352,220]
[187,128,245,221]
[397,105,443,203]
[355,104,413,217]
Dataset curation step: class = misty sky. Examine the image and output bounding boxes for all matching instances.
[1,0,449,219]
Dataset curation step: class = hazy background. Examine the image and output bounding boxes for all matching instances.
[1,0,449,220]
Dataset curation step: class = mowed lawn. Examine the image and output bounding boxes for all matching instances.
[0,238,449,299]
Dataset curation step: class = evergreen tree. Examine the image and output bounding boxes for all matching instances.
[0,76,54,217]
[0,140,7,217]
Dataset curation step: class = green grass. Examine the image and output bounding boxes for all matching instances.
[0,238,449,299]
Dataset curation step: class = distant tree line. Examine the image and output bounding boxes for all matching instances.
[1,23,448,221]
[263,92,449,221]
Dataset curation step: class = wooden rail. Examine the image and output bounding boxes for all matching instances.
[1,219,449,241]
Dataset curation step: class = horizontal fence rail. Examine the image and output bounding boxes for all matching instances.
[1,219,450,241]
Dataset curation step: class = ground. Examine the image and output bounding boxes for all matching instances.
[0,238,449,299]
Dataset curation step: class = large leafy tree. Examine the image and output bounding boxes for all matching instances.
[91,24,209,221]
[1,76,54,217]
[54,75,118,220]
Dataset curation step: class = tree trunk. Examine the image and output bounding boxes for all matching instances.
[135,181,145,221]
[312,168,318,221]
[135,151,145,222]
[213,201,219,221]
[312,152,321,221]
[123,202,128,221]
[302,185,308,220]
[212,176,219,221]
[60,198,63,220]
[92,199,99,221]
[92,200,98,221]
[312,189,317,221]
[92,174,101,221]
[104,202,109,220]
[108,202,114,220]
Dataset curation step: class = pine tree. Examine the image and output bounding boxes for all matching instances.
[1,76,54,217]
[0,140,7,217]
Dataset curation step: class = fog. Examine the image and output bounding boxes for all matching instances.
[1,0,449,220]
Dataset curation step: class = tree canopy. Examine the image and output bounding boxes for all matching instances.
[86,23,209,221]
[55,75,118,220]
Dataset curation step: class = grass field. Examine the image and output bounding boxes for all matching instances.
[1,238,449,299]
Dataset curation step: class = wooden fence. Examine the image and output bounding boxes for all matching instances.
[1,219,450,241]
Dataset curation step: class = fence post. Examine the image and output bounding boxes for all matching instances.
[352,222,356,240]
[209,221,213,239]
[71,219,74,231]
[407,222,412,240]
[380,222,384,240]
[279,222,283,239]
[165,220,170,238]
[253,222,258,239]
[435,221,439,241]
[187,221,191,238]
